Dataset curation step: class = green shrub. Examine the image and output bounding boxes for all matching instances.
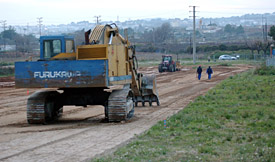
[0,62,13,67]
[219,63,232,66]
[0,67,14,76]
[254,65,275,75]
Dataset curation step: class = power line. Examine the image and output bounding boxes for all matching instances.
[1,20,7,31]
[118,10,188,20]
[94,15,101,25]
[37,17,43,37]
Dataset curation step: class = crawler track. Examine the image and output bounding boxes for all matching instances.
[107,86,134,121]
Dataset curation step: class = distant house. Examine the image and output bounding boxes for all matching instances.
[0,45,16,52]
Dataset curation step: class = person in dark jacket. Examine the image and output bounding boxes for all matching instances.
[197,65,202,80]
[206,66,213,80]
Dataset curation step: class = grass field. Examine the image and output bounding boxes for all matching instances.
[93,66,275,162]
[138,58,263,68]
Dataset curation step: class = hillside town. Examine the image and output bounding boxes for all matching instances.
[1,12,275,56]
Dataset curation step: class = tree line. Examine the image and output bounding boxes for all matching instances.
[1,23,275,56]
[0,26,39,53]
[134,24,275,55]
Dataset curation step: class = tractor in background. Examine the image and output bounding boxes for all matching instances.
[158,55,180,73]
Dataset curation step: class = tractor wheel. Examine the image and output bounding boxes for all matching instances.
[158,65,163,73]
[169,64,174,72]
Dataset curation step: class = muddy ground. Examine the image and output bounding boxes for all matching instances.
[0,64,252,162]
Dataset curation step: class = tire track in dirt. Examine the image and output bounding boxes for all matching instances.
[1,95,190,162]
[56,84,214,162]
[0,64,252,162]
[0,99,27,109]
[0,105,26,114]
[0,88,29,95]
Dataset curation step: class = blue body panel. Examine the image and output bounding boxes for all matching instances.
[15,60,109,88]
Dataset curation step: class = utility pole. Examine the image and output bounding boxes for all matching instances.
[189,33,192,54]
[1,20,7,51]
[190,6,198,64]
[94,15,101,25]
[23,28,26,54]
[153,28,155,45]
[261,16,268,42]
[27,23,29,35]
[23,28,26,36]
[26,23,29,54]
[37,17,43,37]
[265,18,268,42]
[262,15,265,42]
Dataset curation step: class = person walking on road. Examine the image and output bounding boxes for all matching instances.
[197,65,202,80]
[206,66,213,80]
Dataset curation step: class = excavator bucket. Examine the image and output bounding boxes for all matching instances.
[134,75,160,107]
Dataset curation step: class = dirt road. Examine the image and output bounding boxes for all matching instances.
[0,64,252,162]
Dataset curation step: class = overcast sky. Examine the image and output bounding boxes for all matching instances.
[0,0,274,26]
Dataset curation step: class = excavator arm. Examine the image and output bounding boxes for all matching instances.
[84,24,159,106]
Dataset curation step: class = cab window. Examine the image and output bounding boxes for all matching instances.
[66,40,75,53]
[163,57,171,61]
[43,39,61,59]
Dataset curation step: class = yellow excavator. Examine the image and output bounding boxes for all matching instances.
[15,23,160,123]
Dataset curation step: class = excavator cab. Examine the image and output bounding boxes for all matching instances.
[40,36,75,60]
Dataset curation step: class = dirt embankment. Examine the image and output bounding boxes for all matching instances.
[0,64,252,162]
